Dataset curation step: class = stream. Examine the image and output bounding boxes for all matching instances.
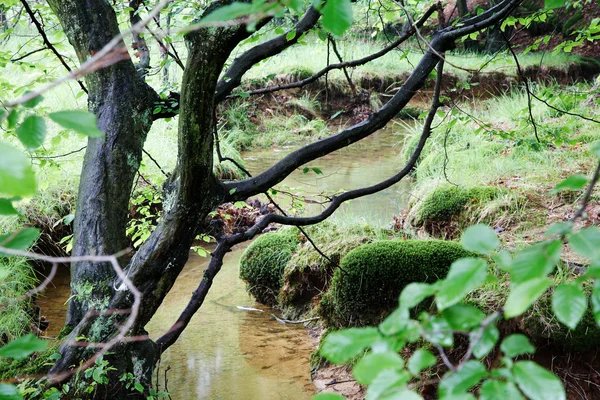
[37,123,410,399]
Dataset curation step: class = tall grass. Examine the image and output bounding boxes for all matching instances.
[0,256,38,344]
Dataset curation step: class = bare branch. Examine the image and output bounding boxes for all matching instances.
[214,6,320,102]
[19,0,88,94]
[240,4,436,97]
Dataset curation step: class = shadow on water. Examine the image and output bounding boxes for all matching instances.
[38,121,413,398]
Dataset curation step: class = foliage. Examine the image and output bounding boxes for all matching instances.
[315,217,600,399]
[318,240,474,327]
[239,229,300,305]
[126,186,163,249]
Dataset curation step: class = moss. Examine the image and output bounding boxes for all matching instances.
[318,240,473,327]
[278,223,392,319]
[281,66,314,81]
[239,230,300,305]
[417,186,501,224]
[0,345,59,380]
[57,325,74,340]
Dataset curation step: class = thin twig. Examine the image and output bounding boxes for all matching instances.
[20,0,88,94]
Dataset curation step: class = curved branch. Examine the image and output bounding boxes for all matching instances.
[157,58,447,353]
[240,4,436,97]
[224,33,442,199]
[214,6,321,102]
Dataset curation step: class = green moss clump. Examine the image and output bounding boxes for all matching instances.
[562,9,583,36]
[0,345,59,380]
[418,186,500,224]
[318,240,473,327]
[239,230,300,306]
[282,66,314,81]
[278,223,392,319]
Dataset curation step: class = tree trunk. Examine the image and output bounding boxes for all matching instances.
[47,1,254,394]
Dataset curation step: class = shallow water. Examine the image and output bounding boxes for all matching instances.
[38,122,411,399]
[244,123,411,226]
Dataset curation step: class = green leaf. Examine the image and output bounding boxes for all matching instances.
[545,222,573,237]
[320,327,380,364]
[379,306,409,335]
[569,227,600,260]
[7,110,19,129]
[552,174,587,193]
[591,280,600,325]
[423,316,453,347]
[513,361,566,400]
[544,0,565,8]
[0,383,22,400]
[0,227,40,255]
[552,283,587,329]
[312,394,345,400]
[479,380,524,400]
[471,324,499,358]
[0,334,48,359]
[49,110,104,137]
[399,282,436,309]
[461,224,499,254]
[353,351,404,385]
[507,240,561,283]
[23,93,44,108]
[407,349,436,376]
[505,278,551,318]
[0,198,18,215]
[442,304,485,331]
[0,142,36,197]
[200,2,254,23]
[312,167,323,174]
[500,334,535,358]
[285,29,296,41]
[436,258,488,310]
[16,115,46,150]
[134,382,144,393]
[321,0,353,36]
[438,360,488,397]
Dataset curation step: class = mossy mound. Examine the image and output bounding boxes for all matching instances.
[239,230,300,306]
[418,186,500,223]
[318,240,473,327]
[410,185,504,237]
[0,345,58,380]
[278,223,391,320]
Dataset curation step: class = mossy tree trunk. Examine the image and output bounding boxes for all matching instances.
[46,0,252,395]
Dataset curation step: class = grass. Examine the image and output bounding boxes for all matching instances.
[0,256,38,345]
[402,81,600,238]
[237,33,583,83]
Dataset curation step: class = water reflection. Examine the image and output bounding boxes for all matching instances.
[244,124,411,226]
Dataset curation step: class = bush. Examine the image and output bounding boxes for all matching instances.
[239,230,299,306]
[318,240,473,327]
